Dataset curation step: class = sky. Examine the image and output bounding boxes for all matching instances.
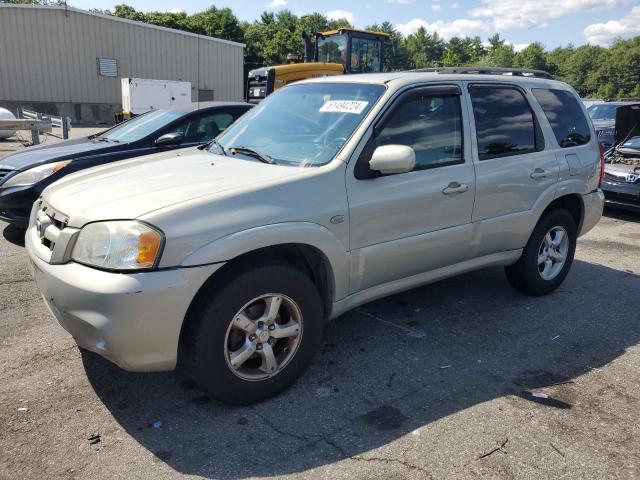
[67,0,640,49]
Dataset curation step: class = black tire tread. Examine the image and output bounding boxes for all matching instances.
[505,208,577,296]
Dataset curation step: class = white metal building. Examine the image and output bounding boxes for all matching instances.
[0,4,245,122]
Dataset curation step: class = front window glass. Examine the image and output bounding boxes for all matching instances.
[350,37,382,73]
[317,34,348,67]
[97,110,185,143]
[469,86,536,160]
[214,83,386,166]
[587,104,618,120]
[376,94,463,170]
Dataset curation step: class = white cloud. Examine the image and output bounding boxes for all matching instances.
[584,6,640,45]
[384,0,411,3]
[326,9,356,24]
[431,4,442,11]
[395,18,490,40]
[451,2,460,8]
[469,0,626,30]
[509,42,530,52]
[265,0,287,8]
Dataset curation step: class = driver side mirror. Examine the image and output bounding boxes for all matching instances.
[154,133,184,147]
[369,145,416,175]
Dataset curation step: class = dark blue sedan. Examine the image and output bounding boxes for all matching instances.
[0,102,252,227]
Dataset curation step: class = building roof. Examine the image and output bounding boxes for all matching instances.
[0,3,245,48]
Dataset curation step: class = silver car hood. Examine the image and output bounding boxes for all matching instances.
[43,147,308,227]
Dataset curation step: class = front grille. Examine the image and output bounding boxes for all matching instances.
[37,204,70,250]
[247,80,267,99]
[0,168,14,184]
[604,172,626,183]
[30,200,79,265]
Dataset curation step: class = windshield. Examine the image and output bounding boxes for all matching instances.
[213,83,386,166]
[317,34,348,66]
[587,104,618,121]
[96,110,185,143]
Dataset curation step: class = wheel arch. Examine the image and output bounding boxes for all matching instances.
[178,242,337,369]
[541,193,584,233]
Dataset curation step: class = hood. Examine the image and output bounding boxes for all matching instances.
[615,104,640,145]
[43,147,309,227]
[0,136,117,170]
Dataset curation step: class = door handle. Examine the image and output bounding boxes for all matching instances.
[442,182,469,195]
[530,168,551,180]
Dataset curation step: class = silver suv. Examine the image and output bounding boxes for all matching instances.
[26,72,604,405]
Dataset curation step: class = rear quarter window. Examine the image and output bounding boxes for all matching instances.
[532,88,591,148]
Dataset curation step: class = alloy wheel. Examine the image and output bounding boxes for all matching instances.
[224,294,303,381]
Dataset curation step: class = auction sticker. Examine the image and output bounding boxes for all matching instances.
[320,100,369,114]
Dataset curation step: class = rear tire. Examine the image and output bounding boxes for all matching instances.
[505,208,577,296]
[184,263,323,405]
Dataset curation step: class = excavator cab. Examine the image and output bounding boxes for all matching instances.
[247,29,389,103]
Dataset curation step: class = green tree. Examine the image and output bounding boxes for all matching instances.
[514,42,547,70]
[405,27,445,69]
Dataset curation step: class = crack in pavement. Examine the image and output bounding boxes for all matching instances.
[349,454,433,477]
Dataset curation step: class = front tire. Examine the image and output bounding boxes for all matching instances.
[505,208,577,296]
[185,263,323,405]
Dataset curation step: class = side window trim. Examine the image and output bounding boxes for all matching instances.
[468,83,545,160]
[355,84,465,180]
[374,85,461,136]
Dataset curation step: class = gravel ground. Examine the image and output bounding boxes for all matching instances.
[1,205,639,479]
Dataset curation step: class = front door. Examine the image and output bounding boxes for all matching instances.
[346,85,476,294]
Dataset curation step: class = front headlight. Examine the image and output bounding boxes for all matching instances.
[72,221,164,270]
[2,160,71,188]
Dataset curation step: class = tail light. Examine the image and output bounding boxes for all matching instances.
[598,143,605,187]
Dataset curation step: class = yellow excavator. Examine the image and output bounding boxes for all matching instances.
[246,28,390,103]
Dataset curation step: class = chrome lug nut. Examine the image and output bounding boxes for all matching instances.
[268,324,275,331]
[249,334,257,341]
[256,343,263,350]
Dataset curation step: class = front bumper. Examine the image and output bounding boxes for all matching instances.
[602,179,640,212]
[0,185,36,227]
[579,189,605,236]
[26,224,223,371]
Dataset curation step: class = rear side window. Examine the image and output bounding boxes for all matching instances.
[532,89,591,147]
[469,86,536,160]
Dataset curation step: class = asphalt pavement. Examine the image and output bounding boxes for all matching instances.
[1,206,639,479]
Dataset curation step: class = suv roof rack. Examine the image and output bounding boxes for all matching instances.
[409,67,554,80]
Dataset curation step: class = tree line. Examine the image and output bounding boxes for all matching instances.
[5,1,639,98]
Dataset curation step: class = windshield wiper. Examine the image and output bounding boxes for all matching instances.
[230,146,275,164]
[96,137,119,143]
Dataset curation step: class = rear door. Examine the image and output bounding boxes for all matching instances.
[466,83,559,256]
[531,87,596,185]
[346,84,476,293]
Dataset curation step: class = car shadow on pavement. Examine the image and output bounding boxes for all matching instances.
[2,223,26,247]
[82,260,640,479]
[603,206,640,222]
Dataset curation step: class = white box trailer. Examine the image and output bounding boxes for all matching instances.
[121,78,192,116]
